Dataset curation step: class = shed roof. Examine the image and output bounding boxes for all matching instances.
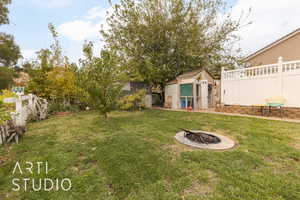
[177,68,203,79]
[166,79,178,85]
[166,68,215,85]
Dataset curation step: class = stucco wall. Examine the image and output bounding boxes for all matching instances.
[165,84,178,109]
[201,70,214,83]
[247,32,300,66]
[144,95,152,108]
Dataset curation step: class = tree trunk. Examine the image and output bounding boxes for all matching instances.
[103,112,108,119]
[160,83,165,106]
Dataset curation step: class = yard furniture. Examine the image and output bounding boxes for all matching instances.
[264,96,286,118]
[252,104,266,116]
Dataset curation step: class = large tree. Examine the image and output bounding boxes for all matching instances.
[0,33,22,67]
[79,43,126,119]
[0,1,21,67]
[0,1,22,90]
[27,24,79,103]
[0,0,11,25]
[102,0,244,100]
[0,66,16,90]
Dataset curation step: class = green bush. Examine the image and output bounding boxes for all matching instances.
[0,90,15,125]
[0,89,16,111]
[48,102,82,114]
[0,100,11,125]
[119,89,146,111]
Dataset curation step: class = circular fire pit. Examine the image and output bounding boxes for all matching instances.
[175,130,235,150]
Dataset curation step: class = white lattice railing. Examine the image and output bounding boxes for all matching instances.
[222,57,300,80]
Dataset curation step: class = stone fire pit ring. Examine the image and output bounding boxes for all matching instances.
[175,130,235,150]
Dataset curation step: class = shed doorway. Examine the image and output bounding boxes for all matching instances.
[179,81,209,110]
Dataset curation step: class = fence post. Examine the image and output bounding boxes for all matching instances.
[28,94,33,108]
[221,67,225,104]
[221,67,225,79]
[15,96,22,115]
[15,96,23,127]
[278,57,283,97]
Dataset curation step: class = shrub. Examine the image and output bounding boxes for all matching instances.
[0,100,11,125]
[48,102,81,114]
[79,48,126,118]
[0,89,16,111]
[119,89,146,111]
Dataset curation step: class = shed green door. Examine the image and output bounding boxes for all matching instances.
[180,84,193,96]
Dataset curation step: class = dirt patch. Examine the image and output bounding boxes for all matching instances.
[290,140,300,150]
[182,170,218,198]
[0,146,16,166]
[264,156,299,175]
[162,143,196,156]
[111,111,144,118]
[70,157,98,175]
[287,131,300,150]
[183,181,212,196]
[272,164,298,175]
[180,115,198,121]
[70,166,80,172]
[55,112,72,116]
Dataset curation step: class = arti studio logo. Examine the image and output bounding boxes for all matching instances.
[11,162,72,192]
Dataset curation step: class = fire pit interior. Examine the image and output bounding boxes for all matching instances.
[175,129,235,150]
[181,129,221,144]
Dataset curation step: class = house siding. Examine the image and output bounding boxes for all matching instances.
[246,32,300,66]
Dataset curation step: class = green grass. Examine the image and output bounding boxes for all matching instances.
[0,110,300,200]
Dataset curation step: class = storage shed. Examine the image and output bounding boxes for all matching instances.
[165,69,220,110]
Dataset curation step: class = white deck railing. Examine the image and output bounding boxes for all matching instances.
[222,57,300,80]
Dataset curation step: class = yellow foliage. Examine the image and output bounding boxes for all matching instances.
[0,89,16,111]
[119,89,146,110]
[0,90,15,124]
[46,67,78,101]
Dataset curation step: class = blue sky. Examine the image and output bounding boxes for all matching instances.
[1,0,114,62]
[1,0,300,63]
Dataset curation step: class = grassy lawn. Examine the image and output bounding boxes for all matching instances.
[0,110,300,200]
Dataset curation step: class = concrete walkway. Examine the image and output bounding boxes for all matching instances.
[154,107,300,123]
